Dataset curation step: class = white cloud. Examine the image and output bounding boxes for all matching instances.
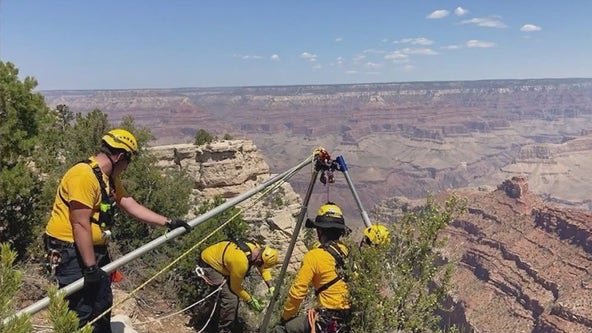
[300,52,317,62]
[461,17,507,28]
[313,64,322,70]
[335,37,343,42]
[455,7,468,16]
[466,40,496,48]
[353,54,367,62]
[384,51,409,63]
[346,70,358,74]
[442,44,462,50]
[363,48,386,54]
[427,9,449,19]
[234,54,263,60]
[401,47,438,55]
[395,37,434,46]
[364,62,383,69]
[270,54,280,61]
[520,24,542,32]
[336,56,344,65]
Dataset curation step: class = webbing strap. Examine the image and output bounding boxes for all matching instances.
[314,242,347,296]
[234,240,252,257]
[221,240,254,274]
[58,159,115,226]
[58,159,112,207]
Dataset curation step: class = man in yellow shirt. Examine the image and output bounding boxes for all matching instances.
[43,128,191,333]
[273,202,351,333]
[197,240,279,333]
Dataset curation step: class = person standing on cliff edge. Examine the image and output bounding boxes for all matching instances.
[43,128,192,333]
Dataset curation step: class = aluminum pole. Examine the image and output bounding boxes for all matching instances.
[5,156,313,323]
[259,168,319,333]
[335,155,372,227]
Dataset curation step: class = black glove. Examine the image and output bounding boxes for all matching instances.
[166,219,192,233]
[82,264,108,288]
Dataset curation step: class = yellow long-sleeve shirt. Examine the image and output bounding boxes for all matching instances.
[281,243,350,320]
[201,241,272,302]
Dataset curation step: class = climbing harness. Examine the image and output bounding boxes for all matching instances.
[314,241,350,296]
[58,159,117,229]
[308,308,350,333]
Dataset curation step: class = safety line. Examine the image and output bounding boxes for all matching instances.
[133,281,225,326]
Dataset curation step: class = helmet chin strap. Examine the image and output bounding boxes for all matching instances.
[100,147,122,174]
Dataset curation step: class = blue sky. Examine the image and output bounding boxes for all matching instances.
[2,1,591,90]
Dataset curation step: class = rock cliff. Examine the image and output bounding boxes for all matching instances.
[149,140,309,269]
[436,177,592,333]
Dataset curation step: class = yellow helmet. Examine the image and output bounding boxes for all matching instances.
[364,224,391,245]
[260,246,278,269]
[305,202,348,231]
[102,129,138,156]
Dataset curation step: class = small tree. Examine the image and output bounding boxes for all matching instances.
[0,61,47,257]
[0,243,32,333]
[48,287,93,333]
[194,129,214,146]
[112,118,193,253]
[348,195,466,333]
[223,133,233,140]
[0,243,92,333]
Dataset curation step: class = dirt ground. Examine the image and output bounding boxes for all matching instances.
[16,263,196,333]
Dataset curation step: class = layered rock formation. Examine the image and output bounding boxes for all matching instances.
[149,140,309,270]
[437,177,592,333]
[41,78,592,223]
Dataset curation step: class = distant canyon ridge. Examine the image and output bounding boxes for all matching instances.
[42,78,592,225]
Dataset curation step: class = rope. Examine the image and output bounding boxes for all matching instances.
[195,285,221,333]
[85,153,312,329]
[134,280,225,328]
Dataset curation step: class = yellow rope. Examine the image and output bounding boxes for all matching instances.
[86,153,314,328]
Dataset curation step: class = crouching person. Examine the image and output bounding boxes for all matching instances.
[196,240,279,333]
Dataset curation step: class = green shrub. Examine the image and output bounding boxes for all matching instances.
[348,195,466,333]
[194,129,214,146]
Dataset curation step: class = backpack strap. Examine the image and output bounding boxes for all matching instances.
[234,240,253,257]
[221,240,255,273]
[315,242,348,296]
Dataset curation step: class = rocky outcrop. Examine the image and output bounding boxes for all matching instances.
[439,177,592,333]
[149,140,308,270]
[497,176,529,198]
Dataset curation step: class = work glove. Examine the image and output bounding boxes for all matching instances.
[267,286,276,297]
[248,296,264,312]
[166,219,192,233]
[82,264,108,288]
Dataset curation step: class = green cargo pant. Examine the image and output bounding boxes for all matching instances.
[202,266,239,333]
